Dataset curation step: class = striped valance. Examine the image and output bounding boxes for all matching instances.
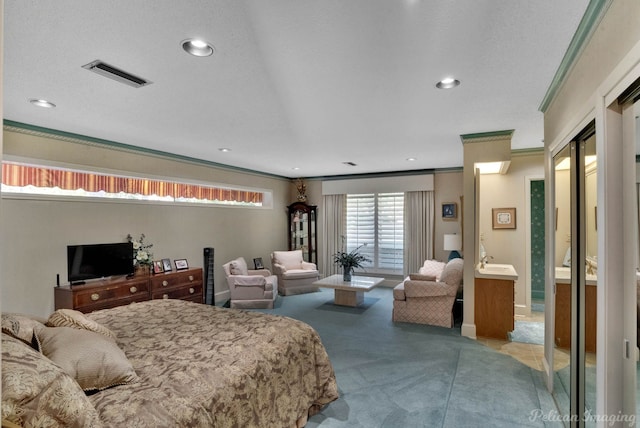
[1,162,263,204]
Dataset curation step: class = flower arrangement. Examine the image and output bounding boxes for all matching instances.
[127,233,153,267]
[333,237,371,281]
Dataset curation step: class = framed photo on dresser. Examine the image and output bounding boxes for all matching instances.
[153,260,164,274]
[174,259,189,271]
[161,258,172,272]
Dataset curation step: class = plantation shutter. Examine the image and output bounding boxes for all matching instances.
[377,193,404,273]
[345,193,403,273]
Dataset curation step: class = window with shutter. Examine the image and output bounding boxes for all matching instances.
[346,193,404,274]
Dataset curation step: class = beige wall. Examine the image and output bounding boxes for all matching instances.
[434,170,463,262]
[478,152,544,312]
[1,129,291,316]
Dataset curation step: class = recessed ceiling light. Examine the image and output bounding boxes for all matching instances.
[292,167,300,171]
[436,77,460,89]
[29,98,56,108]
[182,39,214,57]
[218,148,231,152]
[406,157,417,161]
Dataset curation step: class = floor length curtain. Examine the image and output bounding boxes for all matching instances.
[404,191,434,276]
[322,194,345,277]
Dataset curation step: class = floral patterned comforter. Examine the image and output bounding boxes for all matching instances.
[87,299,338,427]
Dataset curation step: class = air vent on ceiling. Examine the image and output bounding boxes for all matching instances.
[343,162,357,166]
[82,60,152,88]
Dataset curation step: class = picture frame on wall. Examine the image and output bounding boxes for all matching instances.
[442,202,457,220]
[162,258,172,272]
[153,260,164,274]
[174,259,189,270]
[492,207,517,229]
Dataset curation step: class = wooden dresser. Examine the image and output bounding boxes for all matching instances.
[54,268,203,313]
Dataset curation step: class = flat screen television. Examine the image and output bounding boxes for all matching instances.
[67,242,134,284]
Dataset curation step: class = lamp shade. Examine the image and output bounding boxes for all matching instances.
[443,234,461,251]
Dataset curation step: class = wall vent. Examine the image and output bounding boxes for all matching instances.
[82,60,152,88]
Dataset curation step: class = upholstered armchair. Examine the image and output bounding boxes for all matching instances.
[270,250,319,295]
[222,257,278,309]
[392,258,464,328]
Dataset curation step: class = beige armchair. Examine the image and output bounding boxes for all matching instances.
[222,257,278,309]
[392,258,464,327]
[270,250,319,295]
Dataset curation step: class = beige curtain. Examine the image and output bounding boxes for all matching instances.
[404,191,435,275]
[321,194,345,277]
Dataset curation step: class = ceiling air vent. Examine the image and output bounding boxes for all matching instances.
[82,60,152,88]
[342,162,357,166]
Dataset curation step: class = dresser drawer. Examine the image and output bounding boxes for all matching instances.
[150,269,203,291]
[72,279,150,311]
[151,282,203,302]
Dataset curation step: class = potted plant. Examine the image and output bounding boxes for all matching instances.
[333,239,371,282]
[127,233,153,275]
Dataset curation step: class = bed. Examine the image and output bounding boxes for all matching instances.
[2,299,338,427]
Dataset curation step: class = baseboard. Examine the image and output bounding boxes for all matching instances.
[461,323,476,339]
[215,289,230,305]
[515,304,530,317]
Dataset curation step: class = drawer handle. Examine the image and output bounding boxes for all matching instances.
[189,275,194,281]
[130,286,138,293]
[162,294,169,299]
[162,280,169,287]
[91,293,100,301]
[189,287,195,294]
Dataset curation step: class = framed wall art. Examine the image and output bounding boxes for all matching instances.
[492,207,516,229]
[442,202,457,220]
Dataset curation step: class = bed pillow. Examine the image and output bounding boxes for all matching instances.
[1,313,44,348]
[1,332,103,427]
[230,257,249,275]
[34,325,138,391]
[46,308,117,340]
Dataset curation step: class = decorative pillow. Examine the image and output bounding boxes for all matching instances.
[1,333,103,427]
[1,313,45,348]
[46,308,117,340]
[230,257,249,275]
[409,273,437,282]
[34,325,138,392]
[418,260,446,280]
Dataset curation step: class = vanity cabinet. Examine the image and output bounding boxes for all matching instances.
[475,277,515,340]
[554,282,597,352]
[287,202,317,264]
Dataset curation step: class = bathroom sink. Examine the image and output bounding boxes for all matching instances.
[476,263,518,280]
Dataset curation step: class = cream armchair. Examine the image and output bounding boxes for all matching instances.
[392,258,464,328]
[222,257,278,309]
[270,250,319,295]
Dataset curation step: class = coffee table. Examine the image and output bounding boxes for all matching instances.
[313,274,383,307]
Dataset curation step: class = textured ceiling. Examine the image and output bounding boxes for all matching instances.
[3,0,590,178]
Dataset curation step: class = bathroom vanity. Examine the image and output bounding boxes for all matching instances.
[475,264,518,340]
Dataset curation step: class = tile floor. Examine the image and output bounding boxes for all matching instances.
[476,308,596,372]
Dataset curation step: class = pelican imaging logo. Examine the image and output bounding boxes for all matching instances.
[529,409,636,426]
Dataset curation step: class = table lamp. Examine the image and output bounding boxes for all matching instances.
[443,234,462,261]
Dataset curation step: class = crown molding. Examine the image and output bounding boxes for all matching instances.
[3,120,288,180]
[539,0,612,113]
